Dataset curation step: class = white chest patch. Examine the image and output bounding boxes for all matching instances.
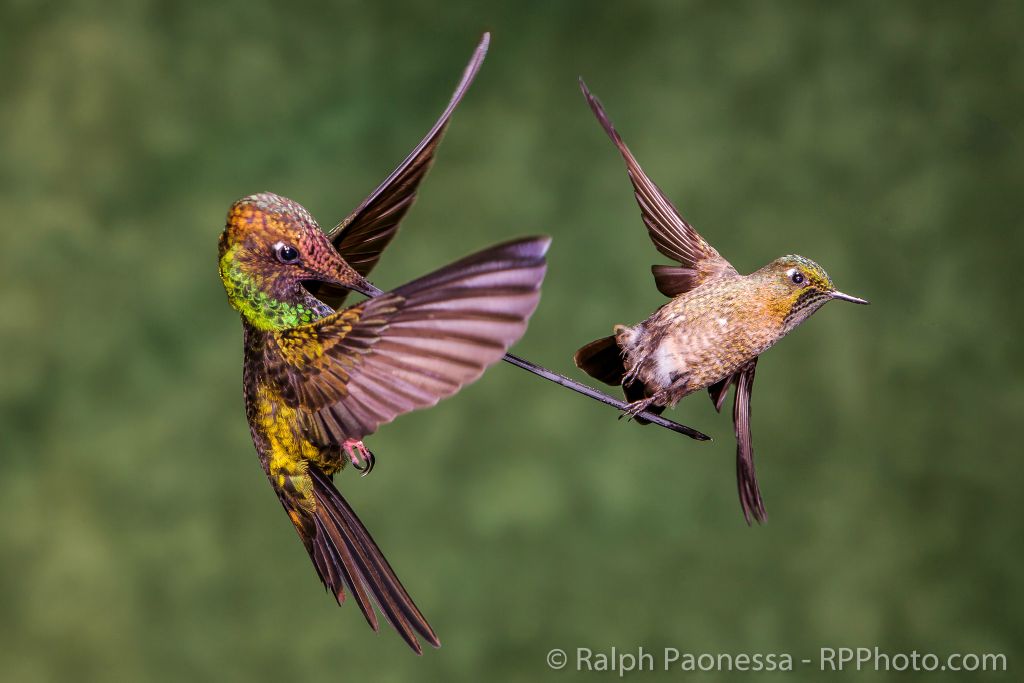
[652,340,684,386]
[717,317,729,329]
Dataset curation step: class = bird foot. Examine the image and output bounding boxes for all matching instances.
[342,439,375,477]
[620,397,656,422]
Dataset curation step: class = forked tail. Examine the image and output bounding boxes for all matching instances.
[302,465,439,654]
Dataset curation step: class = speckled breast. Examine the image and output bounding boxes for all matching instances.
[627,278,781,401]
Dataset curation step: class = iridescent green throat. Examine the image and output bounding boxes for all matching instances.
[219,247,321,331]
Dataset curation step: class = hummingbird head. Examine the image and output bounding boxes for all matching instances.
[218,192,375,329]
[758,255,869,333]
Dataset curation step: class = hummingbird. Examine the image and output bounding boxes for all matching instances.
[216,35,551,653]
[573,80,869,524]
[219,191,548,653]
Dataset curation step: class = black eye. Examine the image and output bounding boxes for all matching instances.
[274,243,300,264]
[790,271,805,285]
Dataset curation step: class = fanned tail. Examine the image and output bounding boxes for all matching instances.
[574,336,666,426]
[302,465,439,654]
[573,335,626,386]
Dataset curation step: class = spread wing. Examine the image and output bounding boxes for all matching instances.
[265,236,548,445]
[579,79,737,296]
[311,33,490,310]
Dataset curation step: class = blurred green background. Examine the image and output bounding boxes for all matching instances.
[2,1,1022,680]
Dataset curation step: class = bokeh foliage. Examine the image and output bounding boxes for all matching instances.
[1,1,1021,680]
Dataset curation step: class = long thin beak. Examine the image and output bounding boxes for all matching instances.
[322,271,382,298]
[353,280,384,297]
[831,290,870,305]
[317,249,384,298]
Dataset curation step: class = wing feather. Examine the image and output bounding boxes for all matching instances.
[267,237,549,445]
[313,34,490,309]
[580,79,737,294]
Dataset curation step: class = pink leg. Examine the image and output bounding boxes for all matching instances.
[342,439,375,476]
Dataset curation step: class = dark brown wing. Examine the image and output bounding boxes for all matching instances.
[579,78,737,296]
[313,33,490,309]
[733,359,766,524]
[268,236,548,445]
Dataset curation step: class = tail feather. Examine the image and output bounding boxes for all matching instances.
[573,335,626,386]
[733,360,766,524]
[311,508,377,627]
[574,336,667,426]
[305,466,439,654]
[736,456,766,525]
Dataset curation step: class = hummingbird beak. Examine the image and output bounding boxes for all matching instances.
[313,247,384,298]
[831,290,870,305]
[319,268,382,298]
[351,279,384,297]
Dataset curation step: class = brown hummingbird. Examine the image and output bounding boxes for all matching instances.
[573,80,869,524]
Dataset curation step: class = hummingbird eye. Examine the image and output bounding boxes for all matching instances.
[274,242,301,265]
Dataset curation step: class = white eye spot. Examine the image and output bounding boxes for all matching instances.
[273,241,300,264]
[786,267,805,285]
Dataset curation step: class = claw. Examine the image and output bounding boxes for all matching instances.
[360,451,375,477]
[621,397,656,422]
[342,439,376,477]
